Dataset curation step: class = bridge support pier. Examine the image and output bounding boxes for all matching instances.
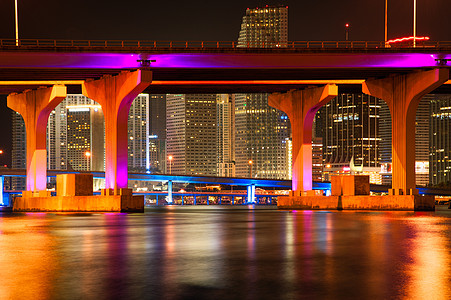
[82,70,152,193]
[7,85,67,194]
[269,85,338,194]
[247,184,256,204]
[167,180,173,204]
[0,175,4,205]
[363,68,449,195]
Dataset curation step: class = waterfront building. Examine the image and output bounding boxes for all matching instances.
[11,111,26,190]
[319,94,383,184]
[429,94,451,185]
[217,94,235,177]
[415,98,430,186]
[149,94,167,173]
[235,5,290,179]
[166,94,217,176]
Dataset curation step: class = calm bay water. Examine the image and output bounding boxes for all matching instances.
[0,205,451,299]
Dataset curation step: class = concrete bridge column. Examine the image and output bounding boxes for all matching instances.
[0,175,4,205]
[82,70,152,193]
[363,69,449,195]
[247,184,256,204]
[7,85,67,194]
[167,180,173,204]
[269,85,338,194]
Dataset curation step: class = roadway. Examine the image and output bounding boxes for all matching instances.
[0,39,451,95]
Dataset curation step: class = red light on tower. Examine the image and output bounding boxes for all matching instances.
[345,23,349,28]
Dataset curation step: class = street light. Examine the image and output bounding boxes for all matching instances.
[85,151,91,171]
[14,0,19,46]
[413,0,417,47]
[345,23,349,41]
[248,160,253,178]
[168,155,173,174]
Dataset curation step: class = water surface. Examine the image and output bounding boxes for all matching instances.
[0,206,450,299]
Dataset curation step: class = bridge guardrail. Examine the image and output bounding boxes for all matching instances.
[1,39,451,49]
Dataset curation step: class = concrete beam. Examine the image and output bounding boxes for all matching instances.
[7,85,67,192]
[82,70,152,192]
[363,68,449,194]
[269,85,338,193]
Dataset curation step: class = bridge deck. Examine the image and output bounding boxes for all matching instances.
[0,39,450,94]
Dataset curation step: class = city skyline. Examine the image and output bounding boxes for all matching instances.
[0,1,450,164]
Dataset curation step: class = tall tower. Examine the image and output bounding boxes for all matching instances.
[149,94,167,173]
[11,111,26,190]
[235,6,290,179]
[320,94,383,184]
[128,94,150,173]
[166,94,217,176]
[429,94,451,185]
[217,94,235,177]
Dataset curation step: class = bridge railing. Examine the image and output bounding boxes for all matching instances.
[1,39,451,49]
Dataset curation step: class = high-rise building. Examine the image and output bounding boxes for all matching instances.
[217,94,235,177]
[11,111,26,190]
[149,94,167,173]
[319,94,383,184]
[415,98,430,186]
[166,94,217,176]
[429,94,451,185]
[238,6,288,48]
[47,95,104,172]
[128,94,150,173]
[235,6,290,179]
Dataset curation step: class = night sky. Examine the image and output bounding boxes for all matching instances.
[0,0,450,166]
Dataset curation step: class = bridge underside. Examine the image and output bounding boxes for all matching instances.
[1,68,451,95]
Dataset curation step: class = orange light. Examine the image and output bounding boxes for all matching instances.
[85,151,91,157]
[248,160,253,165]
[387,36,430,44]
[168,155,173,161]
[0,150,3,154]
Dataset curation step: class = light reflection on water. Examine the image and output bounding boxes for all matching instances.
[0,206,450,299]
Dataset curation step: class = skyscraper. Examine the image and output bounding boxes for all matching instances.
[217,94,235,177]
[235,5,290,179]
[128,94,150,173]
[166,94,217,176]
[149,94,167,173]
[319,94,383,184]
[11,111,26,190]
[429,94,451,185]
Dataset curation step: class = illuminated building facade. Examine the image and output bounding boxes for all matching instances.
[47,95,104,172]
[319,94,383,184]
[217,94,235,177]
[235,5,290,179]
[429,94,451,185]
[149,94,167,173]
[11,112,26,190]
[415,98,430,186]
[166,94,217,176]
[128,94,150,173]
[238,5,288,48]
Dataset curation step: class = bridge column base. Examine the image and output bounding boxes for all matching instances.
[12,194,144,212]
[277,195,435,211]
